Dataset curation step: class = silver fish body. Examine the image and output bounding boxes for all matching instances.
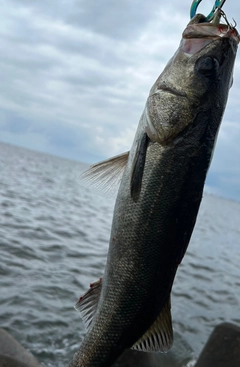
[70,13,239,367]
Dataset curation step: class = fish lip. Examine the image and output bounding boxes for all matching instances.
[181,31,238,56]
[153,85,187,98]
[183,23,239,42]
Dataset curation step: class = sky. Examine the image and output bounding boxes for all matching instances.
[1,0,240,200]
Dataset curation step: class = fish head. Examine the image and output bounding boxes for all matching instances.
[145,12,239,145]
[180,13,239,101]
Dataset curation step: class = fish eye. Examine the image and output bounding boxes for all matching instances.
[196,57,219,77]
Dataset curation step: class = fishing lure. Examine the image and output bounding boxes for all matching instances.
[190,0,227,21]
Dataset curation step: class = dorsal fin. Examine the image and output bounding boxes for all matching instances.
[130,132,150,202]
[131,297,173,352]
[75,278,102,330]
[80,152,129,197]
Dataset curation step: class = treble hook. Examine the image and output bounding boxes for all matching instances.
[190,0,227,22]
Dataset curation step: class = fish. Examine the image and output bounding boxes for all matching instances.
[70,11,239,367]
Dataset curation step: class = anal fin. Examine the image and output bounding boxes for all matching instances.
[75,278,102,330]
[131,297,173,352]
[130,132,150,202]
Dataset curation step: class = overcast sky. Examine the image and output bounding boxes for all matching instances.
[1,0,240,200]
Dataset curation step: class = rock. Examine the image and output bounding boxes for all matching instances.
[0,329,41,367]
[0,355,32,367]
[195,322,240,367]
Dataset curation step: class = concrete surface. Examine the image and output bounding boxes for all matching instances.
[194,322,240,367]
[0,329,41,367]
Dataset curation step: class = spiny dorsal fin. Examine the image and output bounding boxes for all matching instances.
[131,297,173,352]
[75,278,102,330]
[130,132,150,202]
[80,152,129,197]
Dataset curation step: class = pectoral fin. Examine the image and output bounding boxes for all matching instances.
[75,278,102,330]
[131,297,173,352]
[130,132,150,202]
[80,152,129,197]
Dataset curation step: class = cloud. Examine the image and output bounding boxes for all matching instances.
[206,119,240,200]
[1,0,240,200]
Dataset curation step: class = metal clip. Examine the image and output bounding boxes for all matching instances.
[190,0,227,22]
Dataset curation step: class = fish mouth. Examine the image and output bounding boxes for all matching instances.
[155,85,187,98]
[181,10,239,55]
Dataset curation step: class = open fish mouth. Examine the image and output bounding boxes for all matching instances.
[181,10,239,55]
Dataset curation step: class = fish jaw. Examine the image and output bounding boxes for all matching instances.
[145,15,238,146]
[181,17,239,55]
